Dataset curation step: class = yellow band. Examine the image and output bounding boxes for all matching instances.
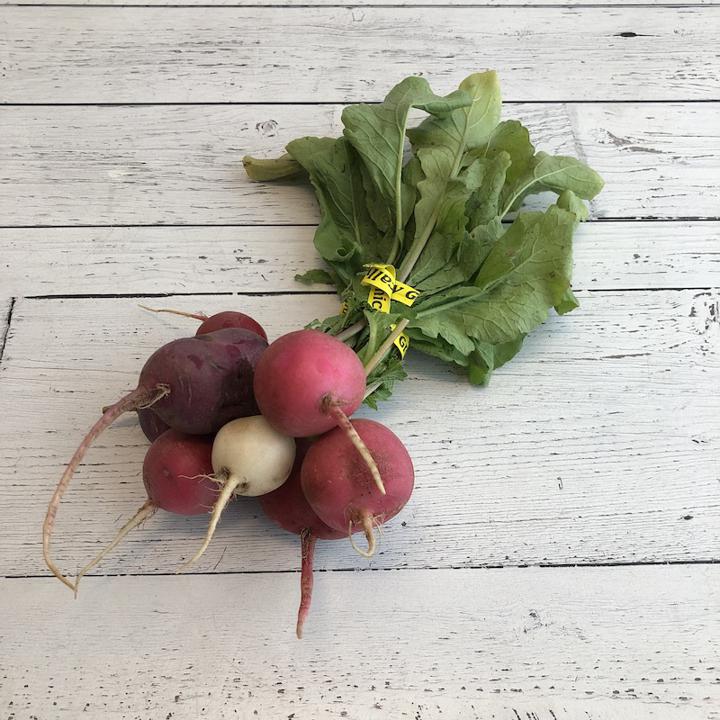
[362,263,420,310]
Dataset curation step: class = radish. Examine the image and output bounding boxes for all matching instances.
[253,329,386,494]
[301,419,414,558]
[43,327,267,590]
[260,440,343,638]
[73,430,218,592]
[139,305,268,340]
[137,408,170,442]
[179,415,296,570]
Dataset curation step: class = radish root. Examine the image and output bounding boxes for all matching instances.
[296,530,317,639]
[74,500,158,595]
[326,403,386,495]
[43,384,169,591]
[348,513,377,559]
[138,305,208,322]
[177,474,240,572]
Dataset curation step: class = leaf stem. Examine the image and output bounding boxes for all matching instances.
[363,318,409,377]
[335,319,366,343]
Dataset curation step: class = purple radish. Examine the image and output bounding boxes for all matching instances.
[44,327,266,590]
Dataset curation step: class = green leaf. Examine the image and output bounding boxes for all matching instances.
[411,206,576,349]
[468,336,525,385]
[294,268,335,286]
[464,152,511,228]
[364,354,408,409]
[468,120,535,195]
[242,153,303,181]
[398,71,502,280]
[556,189,590,222]
[343,77,470,263]
[502,151,604,215]
[286,136,386,273]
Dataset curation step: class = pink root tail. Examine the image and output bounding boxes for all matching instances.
[296,530,317,639]
[42,384,169,591]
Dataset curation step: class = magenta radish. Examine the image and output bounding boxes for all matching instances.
[73,430,218,592]
[179,415,296,570]
[301,419,414,558]
[140,305,268,341]
[43,327,267,590]
[260,440,343,638]
[253,329,385,494]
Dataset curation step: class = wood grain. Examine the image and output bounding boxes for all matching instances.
[1,292,717,577]
[2,222,719,298]
[2,567,718,719]
[1,103,718,227]
[2,6,719,103]
[4,0,718,6]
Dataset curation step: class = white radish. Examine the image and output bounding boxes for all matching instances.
[179,416,295,571]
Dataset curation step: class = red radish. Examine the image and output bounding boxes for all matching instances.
[73,430,218,592]
[43,327,266,590]
[253,329,385,494]
[301,419,414,558]
[179,415,296,571]
[137,408,170,442]
[139,305,268,341]
[260,440,343,638]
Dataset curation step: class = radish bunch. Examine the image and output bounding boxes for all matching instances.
[44,309,414,637]
[45,70,600,635]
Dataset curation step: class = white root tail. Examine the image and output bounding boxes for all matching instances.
[74,500,158,595]
[138,305,208,322]
[42,384,169,592]
[327,404,386,495]
[177,475,241,573]
[348,513,378,559]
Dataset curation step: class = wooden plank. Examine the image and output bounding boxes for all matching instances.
[1,103,717,226]
[4,0,718,6]
[1,567,718,718]
[2,7,718,103]
[1,291,717,577]
[2,222,720,298]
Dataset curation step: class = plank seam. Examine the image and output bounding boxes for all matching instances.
[19,287,720,300]
[5,558,720,582]
[1,217,719,229]
[0,297,16,367]
[2,99,719,107]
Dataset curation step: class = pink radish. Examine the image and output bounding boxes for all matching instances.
[253,329,385,494]
[139,305,268,340]
[301,419,414,558]
[44,327,266,590]
[73,430,218,592]
[260,440,343,638]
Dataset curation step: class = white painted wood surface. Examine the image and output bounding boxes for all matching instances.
[2,103,718,226]
[1,1,719,717]
[2,221,719,298]
[1,568,718,719]
[1,291,717,577]
[5,0,718,5]
[3,7,719,102]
